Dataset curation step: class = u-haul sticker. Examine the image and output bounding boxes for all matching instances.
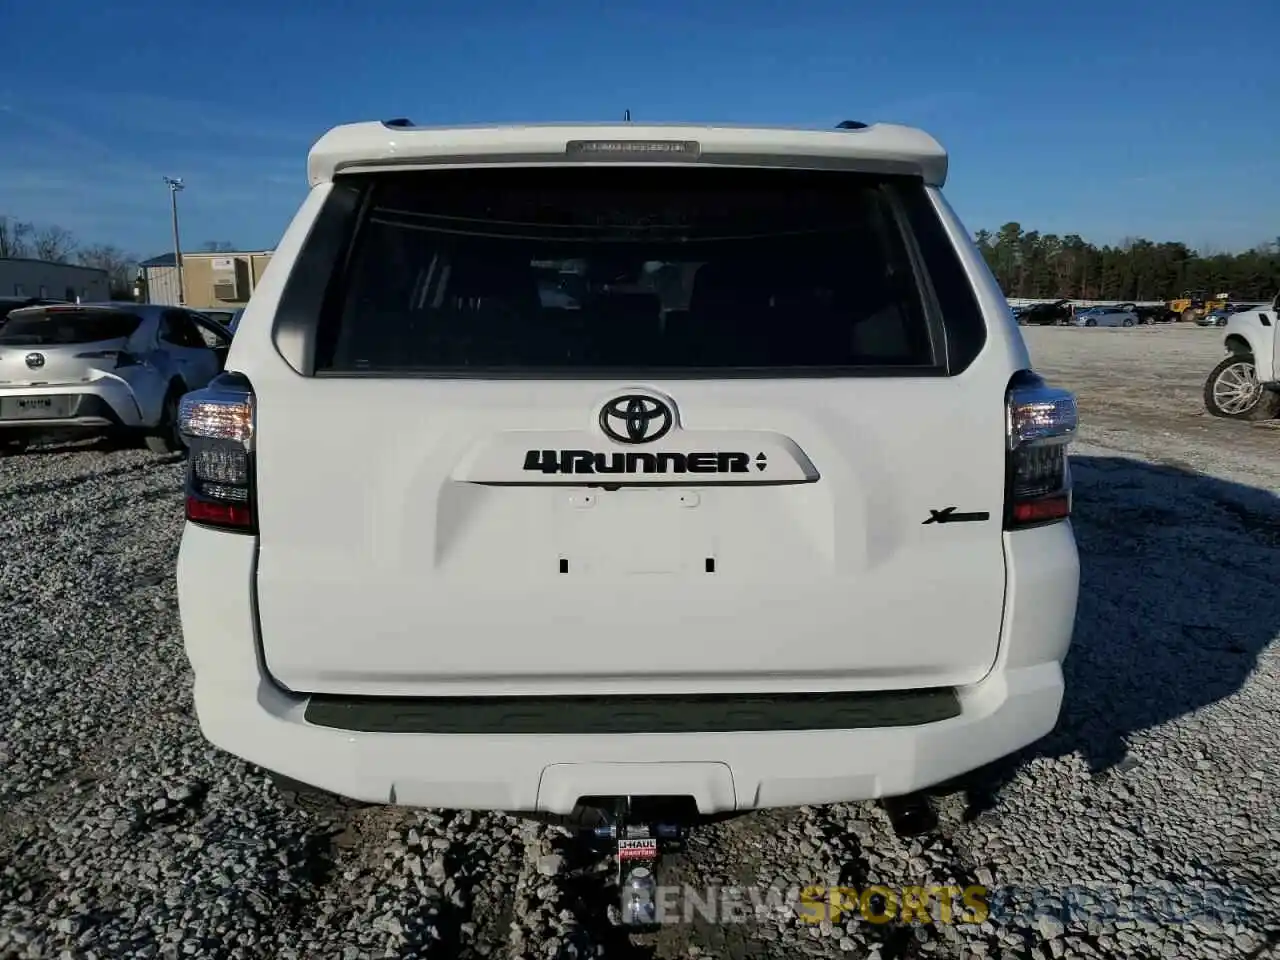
[618,839,658,860]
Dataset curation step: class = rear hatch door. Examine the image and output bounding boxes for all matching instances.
[247,165,1011,697]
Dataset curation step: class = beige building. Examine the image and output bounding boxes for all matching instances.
[138,250,273,308]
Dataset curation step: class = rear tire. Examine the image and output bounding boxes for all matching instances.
[1122,318,1135,327]
[145,388,186,454]
[1204,354,1280,420]
[1085,318,1097,326]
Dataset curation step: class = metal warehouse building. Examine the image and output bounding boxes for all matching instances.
[138,250,273,309]
[0,258,109,302]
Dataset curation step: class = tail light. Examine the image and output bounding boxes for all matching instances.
[178,372,256,533]
[1005,371,1077,530]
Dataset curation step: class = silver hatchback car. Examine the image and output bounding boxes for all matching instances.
[1073,305,1139,327]
[0,302,231,454]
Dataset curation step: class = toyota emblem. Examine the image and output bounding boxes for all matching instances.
[599,394,673,444]
[25,353,45,370]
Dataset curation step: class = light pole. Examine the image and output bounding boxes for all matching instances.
[163,176,185,304]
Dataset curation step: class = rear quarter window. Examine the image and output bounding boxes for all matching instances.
[0,310,143,346]
[293,167,987,377]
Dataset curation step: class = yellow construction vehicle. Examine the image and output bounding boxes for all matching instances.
[1167,290,1230,323]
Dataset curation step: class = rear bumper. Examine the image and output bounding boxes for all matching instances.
[177,521,1078,814]
[0,382,144,431]
[196,659,1062,814]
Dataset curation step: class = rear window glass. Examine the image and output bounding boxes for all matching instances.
[310,167,984,376]
[0,310,142,346]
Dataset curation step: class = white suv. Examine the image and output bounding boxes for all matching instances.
[1202,296,1280,420]
[176,120,1079,854]
[0,302,232,453]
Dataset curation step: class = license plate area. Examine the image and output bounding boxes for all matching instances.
[1,395,71,419]
[555,488,712,575]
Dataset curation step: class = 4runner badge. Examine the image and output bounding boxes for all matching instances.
[523,449,764,475]
[522,394,775,475]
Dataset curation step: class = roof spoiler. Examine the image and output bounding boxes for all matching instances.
[309,120,950,188]
[382,118,875,132]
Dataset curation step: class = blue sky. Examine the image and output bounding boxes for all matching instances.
[1,0,1276,259]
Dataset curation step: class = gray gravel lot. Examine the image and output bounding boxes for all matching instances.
[2,324,1278,960]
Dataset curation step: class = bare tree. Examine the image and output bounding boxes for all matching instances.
[30,225,77,263]
[0,216,34,258]
[77,244,140,297]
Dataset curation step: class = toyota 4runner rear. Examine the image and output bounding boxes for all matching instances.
[175,120,1079,848]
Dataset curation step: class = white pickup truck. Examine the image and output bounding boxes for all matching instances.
[1203,296,1280,420]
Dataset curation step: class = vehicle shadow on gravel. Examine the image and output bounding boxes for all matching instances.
[953,454,1280,818]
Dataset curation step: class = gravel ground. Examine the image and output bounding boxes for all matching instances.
[2,325,1278,960]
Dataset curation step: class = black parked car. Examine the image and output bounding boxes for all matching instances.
[1014,299,1073,325]
[1118,303,1175,324]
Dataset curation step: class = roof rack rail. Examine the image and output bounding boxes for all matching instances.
[383,118,414,129]
[836,120,868,129]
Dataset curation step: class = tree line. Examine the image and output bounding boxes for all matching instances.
[975,223,1280,303]
[1,213,237,299]
[4,209,1278,305]
[1,214,139,298]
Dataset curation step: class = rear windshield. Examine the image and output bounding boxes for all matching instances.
[0,309,142,346]
[306,167,985,376]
